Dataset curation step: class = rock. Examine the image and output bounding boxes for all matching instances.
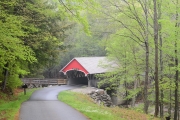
[88,90,95,95]
[95,89,104,95]
[88,88,113,107]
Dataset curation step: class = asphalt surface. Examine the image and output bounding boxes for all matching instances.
[19,85,89,120]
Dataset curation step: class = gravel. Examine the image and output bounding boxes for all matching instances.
[70,86,98,94]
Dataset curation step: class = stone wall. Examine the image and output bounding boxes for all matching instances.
[88,89,113,107]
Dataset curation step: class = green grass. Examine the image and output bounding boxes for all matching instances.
[0,88,38,120]
[58,91,160,120]
[58,91,120,120]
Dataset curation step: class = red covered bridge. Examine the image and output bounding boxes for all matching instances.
[60,57,111,87]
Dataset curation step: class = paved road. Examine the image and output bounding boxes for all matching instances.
[19,85,88,120]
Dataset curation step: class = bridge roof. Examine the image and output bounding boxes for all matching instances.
[60,57,113,76]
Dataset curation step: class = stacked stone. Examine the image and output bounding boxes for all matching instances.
[88,89,112,107]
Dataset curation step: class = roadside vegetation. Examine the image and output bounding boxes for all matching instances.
[0,88,37,120]
[58,91,160,120]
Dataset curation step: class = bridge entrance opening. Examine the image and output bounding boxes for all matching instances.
[66,70,88,85]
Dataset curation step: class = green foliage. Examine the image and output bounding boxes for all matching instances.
[1,0,180,118]
[0,0,104,91]
[0,0,97,88]
[0,0,37,90]
[15,0,69,74]
[58,23,106,69]
[96,0,180,116]
[7,74,22,90]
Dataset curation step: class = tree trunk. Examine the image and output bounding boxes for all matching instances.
[168,65,172,117]
[131,45,140,107]
[159,24,164,118]
[157,0,163,118]
[2,63,9,91]
[174,0,179,119]
[168,86,172,117]
[144,42,149,114]
[153,0,159,117]
[132,79,138,107]
[174,44,178,120]
[143,0,149,114]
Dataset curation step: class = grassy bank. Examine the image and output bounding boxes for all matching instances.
[58,91,160,120]
[0,88,38,120]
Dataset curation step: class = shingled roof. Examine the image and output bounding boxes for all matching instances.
[60,57,113,76]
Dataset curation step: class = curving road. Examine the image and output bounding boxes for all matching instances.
[19,85,88,120]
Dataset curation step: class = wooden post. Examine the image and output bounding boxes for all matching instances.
[22,84,27,95]
[24,88,26,95]
[87,75,91,87]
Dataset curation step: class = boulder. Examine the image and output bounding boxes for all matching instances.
[88,89,113,107]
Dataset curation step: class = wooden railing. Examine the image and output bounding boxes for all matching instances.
[22,78,67,85]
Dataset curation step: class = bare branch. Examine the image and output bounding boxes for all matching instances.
[115,34,144,47]
[59,0,75,16]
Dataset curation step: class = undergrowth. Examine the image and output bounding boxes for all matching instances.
[0,88,37,120]
[58,91,160,120]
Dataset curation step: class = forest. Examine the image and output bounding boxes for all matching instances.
[0,0,180,119]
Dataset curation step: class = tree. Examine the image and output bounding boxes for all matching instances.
[13,0,72,77]
[153,0,159,117]
[93,1,180,117]
[95,0,155,113]
[0,0,97,90]
[174,0,179,119]
[157,0,164,117]
[0,1,36,90]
